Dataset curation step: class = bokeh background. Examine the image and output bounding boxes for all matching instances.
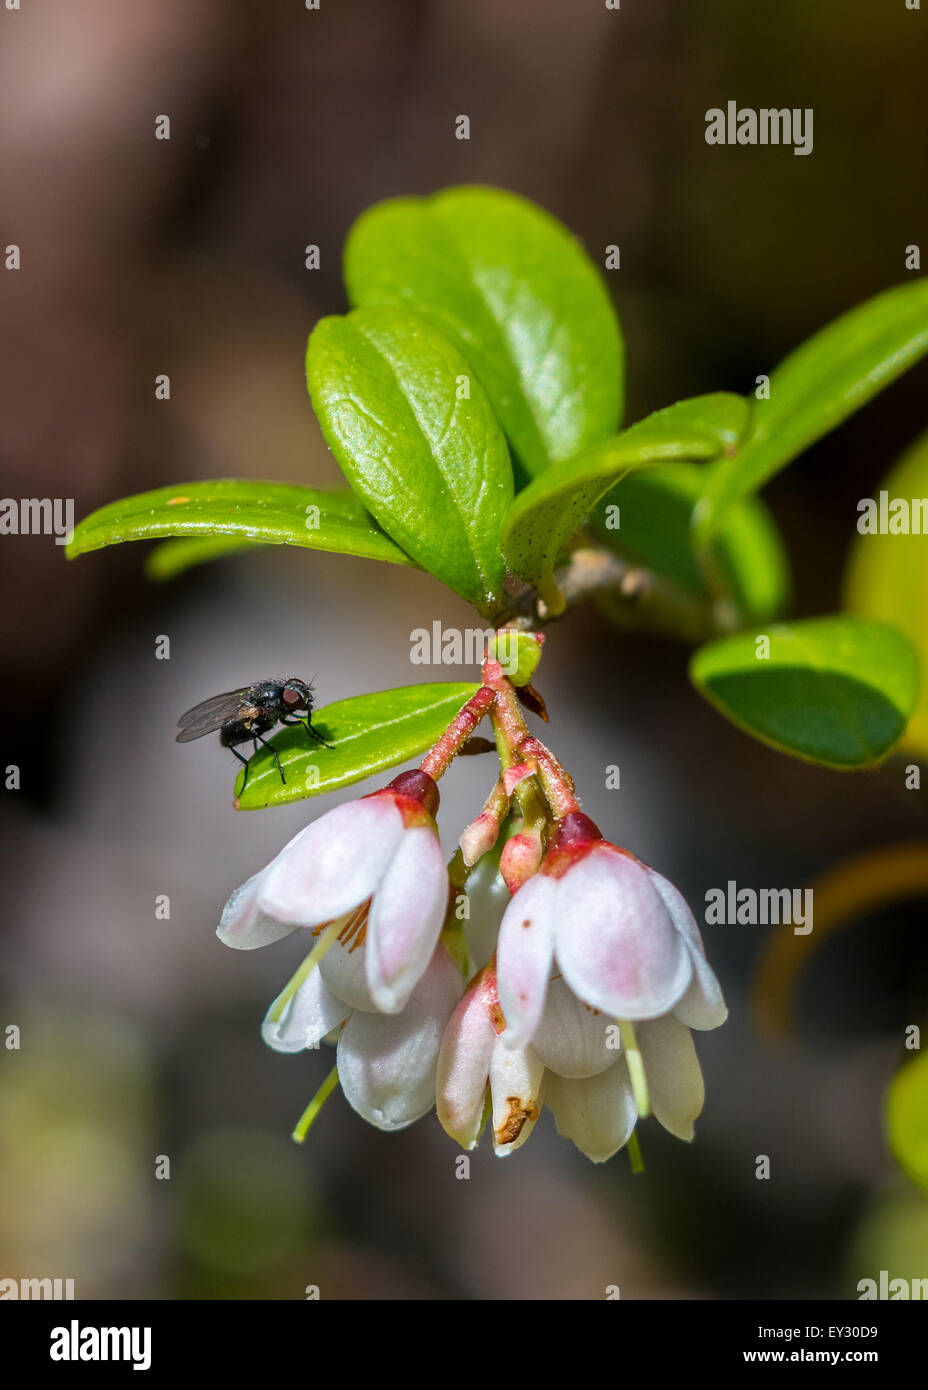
[1,0,927,1300]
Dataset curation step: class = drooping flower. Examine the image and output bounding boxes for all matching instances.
[496,812,727,1051]
[218,770,449,1013]
[532,976,708,1158]
[264,940,462,1132]
[436,962,544,1156]
[436,957,709,1162]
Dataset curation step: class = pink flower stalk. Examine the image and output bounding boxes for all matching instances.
[218,770,449,1013]
[496,812,727,1052]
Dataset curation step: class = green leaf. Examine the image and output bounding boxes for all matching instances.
[66,480,413,567]
[501,393,749,604]
[844,428,928,756]
[886,1050,928,1193]
[145,535,270,581]
[696,279,928,541]
[689,616,919,768]
[234,682,479,810]
[593,462,789,622]
[343,185,623,479]
[306,308,512,616]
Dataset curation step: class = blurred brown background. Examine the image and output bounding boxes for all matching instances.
[1,0,927,1299]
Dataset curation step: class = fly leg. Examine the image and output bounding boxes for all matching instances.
[280,713,334,750]
[305,721,335,750]
[254,732,286,785]
[230,745,251,792]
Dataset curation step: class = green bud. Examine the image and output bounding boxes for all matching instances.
[489,630,544,686]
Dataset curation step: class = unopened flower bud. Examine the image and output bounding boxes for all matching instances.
[502,761,535,797]
[460,810,501,867]
[499,828,543,895]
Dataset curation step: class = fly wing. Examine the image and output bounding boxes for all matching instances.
[176,688,251,742]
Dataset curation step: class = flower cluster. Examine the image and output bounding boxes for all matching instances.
[218,637,727,1163]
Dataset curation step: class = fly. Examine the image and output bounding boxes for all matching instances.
[176,676,332,789]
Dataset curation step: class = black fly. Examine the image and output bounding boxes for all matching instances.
[176,677,332,789]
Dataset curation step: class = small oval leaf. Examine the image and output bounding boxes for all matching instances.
[234,682,480,810]
[344,186,624,478]
[844,428,928,756]
[593,461,789,623]
[697,279,928,541]
[501,393,749,596]
[306,308,512,615]
[145,535,270,581]
[66,480,413,567]
[689,616,919,768]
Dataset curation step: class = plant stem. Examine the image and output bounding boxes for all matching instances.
[519,736,579,820]
[420,684,496,780]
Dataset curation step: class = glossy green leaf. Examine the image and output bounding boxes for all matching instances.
[690,616,919,768]
[344,186,623,478]
[697,279,928,541]
[306,308,512,616]
[145,535,270,581]
[501,394,749,604]
[593,462,789,622]
[844,428,928,756]
[886,1050,928,1193]
[66,480,413,567]
[234,682,479,810]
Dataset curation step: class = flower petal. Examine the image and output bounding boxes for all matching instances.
[257,797,405,927]
[554,846,692,1020]
[337,946,462,1132]
[318,932,379,1012]
[532,977,618,1078]
[261,965,350,1053]
[645,868,728,1030]
[217,871,300,950]
[436,977,498,1150]
[365,826,448,1013]
[545,1058,637,1163]
[637,1014,705,1141]
[490,1042,544,1155]
[496,872,558,1051]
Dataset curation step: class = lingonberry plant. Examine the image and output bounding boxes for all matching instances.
[67,186,927,1164]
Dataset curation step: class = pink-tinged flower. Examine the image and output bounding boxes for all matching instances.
[497,812,727,1051]
[218,770,449,1013]
[436,964,544,1155]
[437,967,709,1162]
[265,941,462,1131]
[534,978,707,1159]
